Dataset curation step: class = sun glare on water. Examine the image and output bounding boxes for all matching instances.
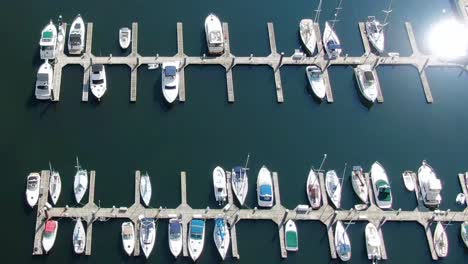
[428,18,468,59]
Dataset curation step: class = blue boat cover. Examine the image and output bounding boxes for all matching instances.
[191,220,205,234]
[165,66,177,76]
[170,222,181,233]
[260,185,272,196]
[233,166,246,175]
[327,42,341,50]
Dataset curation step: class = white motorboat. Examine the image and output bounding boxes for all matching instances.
[35,61,54,100]
[39,20,57,60]
[371,161,392,209]
[26,173,41,207]
[232,166,248,206]
[162,61,180,103]
[140,172,152,207]
[140,218,155,259]
[325,170,341,209]
[213,166,227,204]
[365,16,385,53]
[42,220,58,253]
[204,14,224,55]
[351,166,368,204]
[461,222,468,249]
[285,219,298,251]
[434,221,448,258]
[119,27,131,49]
[168,218,182,258]
[121,222,135,256]
[306,66,326,100]
[188,218,206,261]
[456,193,466,205]
[323,21,342,59]
[354,64,378,103]
[418,160,442,208]
[365,223,381,261]
[300,19,317,55]
[402,171,415,191]
[73,218,86,254]
[90,64,107,100]
[354,204,368,211]
[257,166,274,207]
[49,166,61,205]
[306,168,321,209]
[74,157,88,204]
[147,63,159,70]
[214,217,230,260]
[68,14,85,55]
[335,221,351,261]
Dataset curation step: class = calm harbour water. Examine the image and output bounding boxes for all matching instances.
[1,0,468,263]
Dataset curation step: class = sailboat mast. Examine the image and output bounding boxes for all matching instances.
[318,154,327,172]
[330,0,344,30]
[340,163,348,193]
[244,153,250,169]
[382,0,393,26]
[314,0,323,23]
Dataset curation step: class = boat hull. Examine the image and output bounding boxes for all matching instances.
[365,223,381,260]
[168,219,182,258]
[73,219,86,254]
[49,172,61,205]
[140,219,155,259]
[90,65,107,100]
[119,28,131,49]
[306,66,326,100]
[140,174,152,206]
[68,15,85,55]
[335,221,351,261]
[418,161,442,208]
[365,17,385,53]
[74,170,88,204]
[232,167,248,206]
[461,222,468,249]
[299,19,317,55]
[121,222,135,256]
[205,14,225,55]
[285,220,298,251]
[402,171,415,191]
[354,65,377,103]
[322,22,342,59]
[214,218,230,260]
[257,166,274,207]
[325,170,341,209]
[351,169,368,204]
[371,162,392,209]
[26,173,41,207]
[42,220,58,253]
[162,62,180,103]
[188,219,205,261]
[306,169,321,209]
[434,222,448,258]
[213,166,227,204]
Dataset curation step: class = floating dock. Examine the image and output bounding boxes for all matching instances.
[47,21,466,104]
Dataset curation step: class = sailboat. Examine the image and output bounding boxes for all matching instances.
[140,218,156,259]
[326,170,341,209]
[306,168,321,209]
[335,221,351,261]
[140,172,152,207]
[213,166,227,204]
[232,154,250,206]
[354,64,378,103]
[434,221,448,258]
[68,14,86,55]
[49,163,61,205]
[285,219,298,251]
[42,220,58,253]
[370,161,392,209]
[365,223,382,261]
[168,218,182,258]
[74,157,88,204]
[121,222,135,256]
[73,218,86,254]
[26,173,41,207]
[418,160,442,208]
[365,16,385,53]
[322,0,344,59]
[306,66,326,100]
[461,222,468,249]
[257,166,274,207]
[300,19,316,55]
[402,171,415,191]
[204,14,224,55]
[214,217,230,260]
[188,218,206,261]
[351,166,368,204]
[39,20,58,60]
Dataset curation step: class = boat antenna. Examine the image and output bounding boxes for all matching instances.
[340,162,348,193]
[314,0,323,23]
[382,0,393,27]
[318,154,327,172]
[244,153,250,169]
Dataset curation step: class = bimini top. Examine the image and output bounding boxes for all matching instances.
[233,166,247,175]
[170,222,181,234]
[327,42,341,50]
[45,221,57,232]
[92,64,103,72]
[165,66,177,77]
[260,185,272,196]
[191,220,205,234]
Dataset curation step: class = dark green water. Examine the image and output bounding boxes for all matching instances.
[2,0,468,262]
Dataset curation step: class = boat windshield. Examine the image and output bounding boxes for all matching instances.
[260,185,272,201]
[169,222,181,239]
[190,220,204,240]
[327,40,341,51]
[37,85,48,90]
[378,185,391,201]
[70,34,82,45]
[28,178,38,190]
[209,31,223,44]
[364,71,375,83]
[311,70,321,78]
[165,84,176,89]
[92,79,104,85]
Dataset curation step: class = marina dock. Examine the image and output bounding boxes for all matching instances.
[47,20,466,104]
[30,168,468,260]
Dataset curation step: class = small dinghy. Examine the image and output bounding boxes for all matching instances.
[461,222,468,249]
[456,193,466,205]
[214,217,230,260]
[26,173,41,207]
[140,218,155,259]
[306,168,321,209]
[322,21,342,59]
[74,157,88,204]
[402,171,415,191]
[42,220,58,253]
[73,218,86,254]
[306,66,326,100]
[285,219,298,251]
[121,222,135,256]
[188,219,206,261]
[434,221,448,258]
[351,166,368,204]
[365,223,381,261]
[213,166,227,204]
[354,204,368,211]
[299,19,317,55]
[147,63,159,70]
[168,218,182,258]
[335,220,351,261]
[119,27,131,49]
[140,172,152,207]
[49,163,61,205]
[326,170,341,209]
[354,64,378,103]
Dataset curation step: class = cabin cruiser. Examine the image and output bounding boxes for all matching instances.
[322,21,342,59]
[306,66,326,100]
[121,222,135,256]
[204,14,224,55]
[434,221,448,258]
[257,166,274,207]
[326,170,341,209]
[365,223,382,261]
[39,21,57,60]
[68,14,85,55]
[168,218,182,258]
[306,169,321,209]
[90,64,107,100]
[335,221,351,261]
[418,160,442,208]
[214,217,230,260]
[26,173,41,207]
[371,161,392,209]
[188,219,206,261]
[35,61,54,100]
[140,218,156,259]
[232,166,248,206]
[74,157,88,204]
[213,166,227,204]
[119,27,131,49]
[73,218,86,254]
[299,19,317,55]
[42,220,58,253]
[365,16,385,53]
[354,64,378,103]
[351,166,368,204]
[162,61,180,103]
[140,172,152,207]
[285,220,298,251]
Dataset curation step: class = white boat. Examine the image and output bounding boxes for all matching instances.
[74,157,88,204]
[140,172,152,206]
[370,161,392,209]
[49,168,61,205]
[140,218,155,259]
[73,218,86,254]
[354,64,378,103]
[365,16,385,53]
[90,64,107,100]
[119,27,131,49]
[354,204,368,211]
[35,61,54,100]
[465,172,468,190]
[257,166,274,207]
[461,222,468,249]
[323,21,342,59]
[285,219,298,251]
[351,166,368,204]
[306,169,321,209]
[204,14,224,55]
[456,193,466,205]
[418,161,442,208]
[434,221,448,258]
[147,63,159,70]
[162,61,180,103]
[299,19,317,55]
[121,222,135,256]
[68,14,85,55]
[26,173,41,207]
[365,223,381,261]
[39,20,57,60]
[188,218,206,261]
[214,217,230,260]
[335,221,351,261]
[168,218,182,258]
[232,166,248,206]
[402,171,415,191]
[42,220,58,253]
[213,166,227,204]
[306,66,326,100]
[325,170,341,209]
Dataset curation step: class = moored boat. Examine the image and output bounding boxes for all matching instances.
[73,218,86,254]
[49,166,61,205]
[354,64,378,103]
[351,166,368,204]
[257,166,274,207]
[434,221,448,258]
[370,161,392,209]
[42,220,58,253]
[299,19,317,55]
[188,218,206,261]
[35,61,54,100]
[326,170,341,209]
[285,219,298,251]
[168,218,182,258]
[365,223,381,261]
[323,21,342,59]
[418,160,442,208]
[68,14,85,55]
[74,157,88,204]
[461,222,468,249]
[140,172,152,207]
[306,168,321,209]
[162,61,180,103]
[214,217,230,260]
[39,20,58,60]
[204,14,224,55]
[402,171,415,191]
[213,166,227,204]
[232,166,248,206]
[26,172,41,207]
[90,64,107,100]
[140,218,155,259]
[365,16,385,53]
[335,221,351,261]
[306,66,326,100]
[121,222,135,256]
[119,27,131,49]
